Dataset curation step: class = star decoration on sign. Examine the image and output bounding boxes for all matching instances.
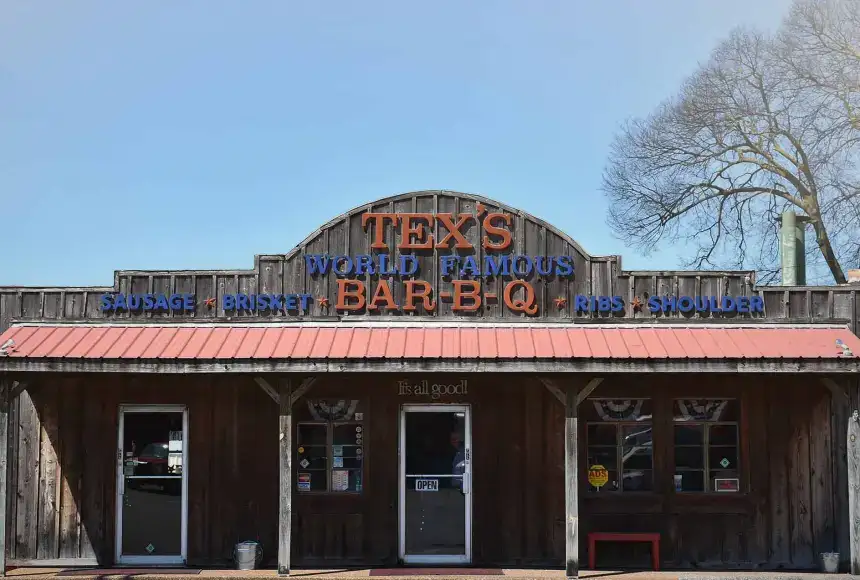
[318,297,330,308]
[630,297,643,311]
[554,296,567,309]
[203,297,216,309]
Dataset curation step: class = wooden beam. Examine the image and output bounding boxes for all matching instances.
[290,378,317,407]
[565,382,579,578]
[539,378,565,405]
[278,378,293,576]
[850,409,860,575]
[576,378,603,406]
[822,377,850,402]
[541,377,602,407]
[0,381,9,576]
[254,377,279,404]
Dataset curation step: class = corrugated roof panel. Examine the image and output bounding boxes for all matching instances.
[2,323,860,362]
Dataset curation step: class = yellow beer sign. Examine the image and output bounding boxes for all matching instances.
[588,464,609,488]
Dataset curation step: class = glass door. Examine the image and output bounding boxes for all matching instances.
[115,405,188,565]
[399,404,471,565]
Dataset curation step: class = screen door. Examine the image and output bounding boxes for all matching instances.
[399,404,471,564]
[115,405,188,565]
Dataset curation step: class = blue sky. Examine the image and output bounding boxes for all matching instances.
[1,0,794,286]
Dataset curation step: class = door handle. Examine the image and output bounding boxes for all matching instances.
[462,473,470,494]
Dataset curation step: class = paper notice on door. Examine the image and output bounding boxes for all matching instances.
[332,469,349,491]
[297,472,311,491]
[169,440,182,452]
[333,456,344,468]
[333,445,343,457]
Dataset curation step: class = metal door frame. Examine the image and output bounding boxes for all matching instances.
[398,403,472,565]
[115,404,189,565]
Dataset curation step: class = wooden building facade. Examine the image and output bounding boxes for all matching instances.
[0,191,859,576]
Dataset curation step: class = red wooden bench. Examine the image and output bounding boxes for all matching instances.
[587,532,660,571]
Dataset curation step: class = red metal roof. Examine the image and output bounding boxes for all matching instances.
[0,323,858,361]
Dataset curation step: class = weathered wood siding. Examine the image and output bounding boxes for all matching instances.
[4,190,855,324]
[2,373,840,569]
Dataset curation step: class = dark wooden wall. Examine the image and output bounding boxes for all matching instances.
[2,372,843,570]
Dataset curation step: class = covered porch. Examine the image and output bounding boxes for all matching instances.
[0,322,859,578]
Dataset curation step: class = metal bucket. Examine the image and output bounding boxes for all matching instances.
[821,552,840,573]
[234,541,262,570]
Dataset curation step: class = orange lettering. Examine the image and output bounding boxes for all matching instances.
[335,279,366,311]
[504,280,538,315]
[398,213,435,250]
[367,279,398,311]
[452,280,482,311]
[436,213,473,249]
[482,213,513,250]
[362,213,400,250]
[404,280,436,312]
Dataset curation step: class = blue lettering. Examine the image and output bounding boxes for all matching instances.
[611,296,624,312]
[695,297,708,312]
[143,294,155,310]
[598,296,611,312]
[237,293,250,310]
[661,296,676,312]
[256,294,269,311]
[574,295,588,312]
[535,256,553,276]
[512,255,533,277]
[555,256,574,277]
[736,296,749,313]
[678,296,694,313]
[285,294,298,310]
[400,255,419,276]
[223,294,235,310]
[333,256,353,276]
[300,294,312,311]
[100,294,113,311]
[378,253,397,275]
[152,294,167,310]
[440,255,458,277]
[647,296,661,313]
[128,294,141,310]
[168,294,183,310]
[354,254,375,275]
[721,296,736,312]
[483,255,511,277]
[749,295,764,313]
[304,254,332,275]
[115,294,127,310]
[269,294,284,311]
[460,255,480,277]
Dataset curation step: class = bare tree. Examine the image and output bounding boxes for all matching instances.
[602,0,859,284]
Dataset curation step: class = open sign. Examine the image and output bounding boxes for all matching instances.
[415,479,439,492]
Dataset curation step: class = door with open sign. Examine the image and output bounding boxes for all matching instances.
[399,404,471,565]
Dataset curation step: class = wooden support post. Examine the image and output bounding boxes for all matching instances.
[565,382,579,578]
[0,381,9,577]
[278,378,293,576]
[849,408,860,575]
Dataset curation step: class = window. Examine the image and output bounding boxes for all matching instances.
[673,399,740,492]
[296,399,365,493]
[585,399,653,492]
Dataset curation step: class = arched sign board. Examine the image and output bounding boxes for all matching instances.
[86,191,761,321]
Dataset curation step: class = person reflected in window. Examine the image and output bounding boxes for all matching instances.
[450,431,465,490]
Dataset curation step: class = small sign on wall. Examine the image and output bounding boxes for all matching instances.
[415,479,439,492]
[714,478,740,492]
[398,379,468,399]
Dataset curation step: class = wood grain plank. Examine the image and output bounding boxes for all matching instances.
[278,378,292,575]
[36,384,60,560]
[58,380,83,559]
[15,389,40,559]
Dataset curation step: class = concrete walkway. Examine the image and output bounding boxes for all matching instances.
[2,570,852,580]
